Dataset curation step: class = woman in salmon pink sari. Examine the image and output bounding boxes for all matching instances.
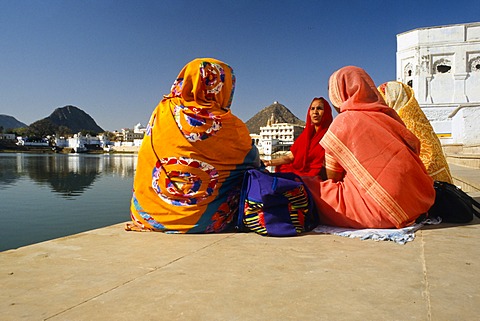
[263,97,333,178]
[127,58,260,233]
[303,66,435,229]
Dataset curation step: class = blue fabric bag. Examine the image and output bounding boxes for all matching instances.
[237,169,318,236]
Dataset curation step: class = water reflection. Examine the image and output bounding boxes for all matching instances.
[0,153,137,251]
[0,153,137,198]
[0,156,22,190]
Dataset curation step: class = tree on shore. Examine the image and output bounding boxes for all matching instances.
[28,119,58,137]
[80,129,99,136]
[103,131,117,141]
[56,126,72,137]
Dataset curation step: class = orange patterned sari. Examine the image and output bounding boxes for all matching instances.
[127,58,260,233]
[303,66,435,229]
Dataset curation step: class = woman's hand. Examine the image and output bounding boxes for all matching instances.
[326,168,344,182]
[262,152,294,167]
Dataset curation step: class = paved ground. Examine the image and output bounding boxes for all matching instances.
[1,165,479,321]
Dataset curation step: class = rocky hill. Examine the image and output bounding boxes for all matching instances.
[0,115,27,129]
[43,105,104,133]
[245,101,305,134]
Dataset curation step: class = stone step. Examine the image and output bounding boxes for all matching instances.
[462,145,480,154]
[442,144,464,154]
[448,163,480,193]
[442,144,480,155]
[446,153,480,169]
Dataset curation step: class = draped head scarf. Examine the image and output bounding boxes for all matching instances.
[159,58,236,142]
[328,66,403,123]
[328,65,419,156]
[165,58,235,110]
[286,97,332,176]
[377,81,410,113]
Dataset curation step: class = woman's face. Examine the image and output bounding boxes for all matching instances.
[309,99,324,127]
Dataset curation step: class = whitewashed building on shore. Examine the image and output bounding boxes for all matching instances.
[113,123,145,144]
[16,137,49,147]
[256,114,304,155]
[396,21,480,146]
[112,123,146,149]
[0,133,16,140]
[55,133,111,153]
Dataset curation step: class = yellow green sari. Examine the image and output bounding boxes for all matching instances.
[378,81,452,183]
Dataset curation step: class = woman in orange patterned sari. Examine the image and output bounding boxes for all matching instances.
[127,58,260,233]
[303,66,435,229]
[377,81,453,183]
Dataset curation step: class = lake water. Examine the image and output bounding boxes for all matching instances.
[0,153,136,251]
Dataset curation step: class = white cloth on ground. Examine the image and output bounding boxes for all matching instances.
[312,217,442,244]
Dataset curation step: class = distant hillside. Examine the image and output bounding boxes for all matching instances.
[0,114,27,129]
[245,101,305,134]
[44,105,104,133]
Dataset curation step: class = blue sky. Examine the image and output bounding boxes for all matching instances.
[1,0,479,131]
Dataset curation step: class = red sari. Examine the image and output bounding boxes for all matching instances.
[277,97,333,176]
[303,66,435,229]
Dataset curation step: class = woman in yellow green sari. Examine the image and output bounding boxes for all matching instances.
[378,81,453,183]
[127,58,260,233]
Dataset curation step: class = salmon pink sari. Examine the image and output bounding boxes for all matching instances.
[303,66,435,229]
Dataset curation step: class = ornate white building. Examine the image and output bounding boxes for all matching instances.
[256,113,304,155]
[115,125,145,142]
[396,22,480,145]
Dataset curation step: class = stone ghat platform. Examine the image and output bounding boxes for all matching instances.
[1,164,479,320]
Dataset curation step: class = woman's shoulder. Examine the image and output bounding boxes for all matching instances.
[329,111,365,131]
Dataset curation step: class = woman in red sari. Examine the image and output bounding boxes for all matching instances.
[263,97,333,177]
[303,66,435,229]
